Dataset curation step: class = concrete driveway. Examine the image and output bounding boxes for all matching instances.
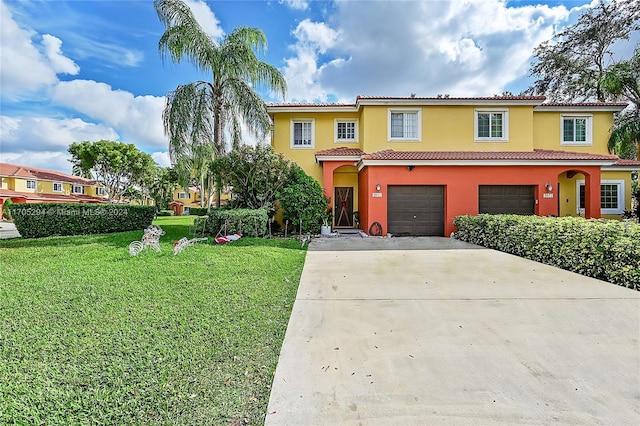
[265,237,640,425]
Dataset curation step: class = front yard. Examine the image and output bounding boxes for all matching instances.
[0,216,305,425]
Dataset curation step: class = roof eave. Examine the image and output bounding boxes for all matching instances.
[357,159,617,170]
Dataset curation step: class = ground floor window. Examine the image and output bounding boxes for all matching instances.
[577,180,624,215]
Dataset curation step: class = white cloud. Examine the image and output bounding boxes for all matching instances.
[0,115,119,153]
[184,0,224,40]
[282,0,584,102]
[151,151,171,168]
[49,80,167,149]
[281,0,309,11]
[0,1,58,99]
[41,34,80,75]
[1,151,76,175]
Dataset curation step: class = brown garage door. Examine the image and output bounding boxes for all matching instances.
[479,185,535,215]
[387,185,445,236]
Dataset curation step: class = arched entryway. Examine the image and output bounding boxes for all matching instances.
[556,168,601,219]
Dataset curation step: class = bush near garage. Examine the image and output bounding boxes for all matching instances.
[188,207,209,216]
[453,214,640,290]
[195,208,268,238]
[9,203,155,238]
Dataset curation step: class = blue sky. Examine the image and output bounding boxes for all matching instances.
[1,0,637,174]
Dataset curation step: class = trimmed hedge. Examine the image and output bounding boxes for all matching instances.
[453,214,640,290]
[195,208,268,238]
[189,207,209,216]
[10,203,155,238]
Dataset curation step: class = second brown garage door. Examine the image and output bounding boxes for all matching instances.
[479,185,535,215]
[387,185,445,236]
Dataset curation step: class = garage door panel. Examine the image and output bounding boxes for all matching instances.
[479,185,535,215]
[388,186,444,236]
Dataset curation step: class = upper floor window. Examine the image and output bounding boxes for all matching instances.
[291,119,315,148]
[96,187,106,196]
[388,109,421,141]
[335,119,358,143]
[26,179,37,189]
[562,115,592,145]
[72,184,84,194]
[475,109,508,141]
[53,182,63,192]
[178,192,188,199]
[577,180,624,215]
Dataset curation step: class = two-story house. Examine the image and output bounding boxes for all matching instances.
[0,162,108,220]
[267,95,639,237]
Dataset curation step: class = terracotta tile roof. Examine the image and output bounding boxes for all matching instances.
[541,102,628,107]
[612,159,640,166]
[0,162,97,185]
[315,147,365,157]
[267,102,355,108]
[356,95,547,101]
[0,189,107,203]
[360,149,619,161]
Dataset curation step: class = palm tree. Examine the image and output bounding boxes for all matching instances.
[154,0,287,207]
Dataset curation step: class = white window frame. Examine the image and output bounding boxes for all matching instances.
[561,114,592,146]
[474,108,509,142]
[290,118,315,148]
[96,187,106,196]
[26,179,37,190]
[178,192,188,199]
[576,179,625,215]
[72,184,84,194]
[53,181,63,192]
[334,119,358,143]
[388,108,421,142]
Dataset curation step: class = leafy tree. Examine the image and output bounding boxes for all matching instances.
[154,0,287,207]
[68,140,156,203]
[278,165,330,234]
[213,144,293,210]
[145,167,179,211]
[527,0,640,102]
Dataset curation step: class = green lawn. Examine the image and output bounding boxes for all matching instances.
[0,216,306,425]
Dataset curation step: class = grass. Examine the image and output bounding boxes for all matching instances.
[0,216,306,425]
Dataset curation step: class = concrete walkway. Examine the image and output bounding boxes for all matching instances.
[265,237,640,425]
[0,221,20,239]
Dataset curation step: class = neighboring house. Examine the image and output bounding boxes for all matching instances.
[267,95,640,237]
[169,187,230,215]
[0,162,108,220]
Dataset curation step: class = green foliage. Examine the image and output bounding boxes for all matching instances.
[453,214,640,290]
[214,145,293,210]
[157,209,174,216]
[68,140,157,202]
[0,216,304,425]
[2,199,13,220]
[527,0,640,102]
[188,207,208,216]
[10,203,155,238]
[198,208,269,238]
[278,165,330,234]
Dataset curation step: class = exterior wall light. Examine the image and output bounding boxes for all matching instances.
[407,165,415,171]
[545,183,553,192]
[375,183,381,191]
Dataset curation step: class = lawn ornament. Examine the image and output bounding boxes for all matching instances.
[214,233,242,244]
[173,237,208,255]
[129,225,165,256]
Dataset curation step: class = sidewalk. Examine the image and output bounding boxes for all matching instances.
[0,222,21,239]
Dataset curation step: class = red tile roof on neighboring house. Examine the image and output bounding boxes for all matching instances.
[541,102,628,108]
[356,95,547,101]
[0,162,97,185]
[360,149,619,161]
[613,159,640,166]
[0,188,106,203]
[315,147,365,157]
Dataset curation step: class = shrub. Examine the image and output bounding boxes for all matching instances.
[10,203,155,238]
[157,209,174,216]
[189,207,209,216]
[453,214,640,290]
[278,165,330,234]
[2,199,13,220]
[198,208,268,238]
